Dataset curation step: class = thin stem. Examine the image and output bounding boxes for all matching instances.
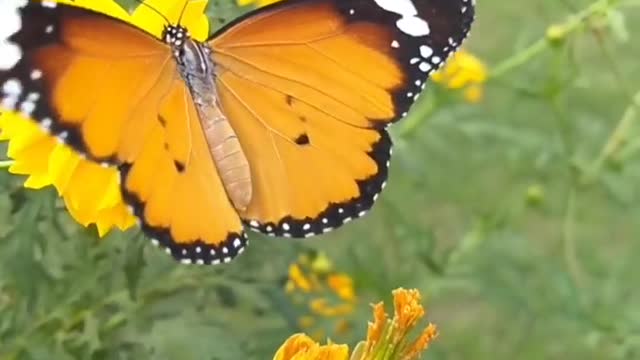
[490,0,617,79]
[563,189,585,289]
[0,160,13,168]
[582,90,640,184]
[398,97,438,139]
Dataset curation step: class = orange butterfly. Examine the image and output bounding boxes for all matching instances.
[0,0,474,265]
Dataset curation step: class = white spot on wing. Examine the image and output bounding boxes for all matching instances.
[419,62,432,72]
[3,78,22,96]
[420,45,433,59]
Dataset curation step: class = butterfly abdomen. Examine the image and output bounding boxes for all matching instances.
[176,37,253,212]
[200,100,253,212]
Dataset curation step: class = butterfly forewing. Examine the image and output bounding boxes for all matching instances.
[209,0,475,238]
[1,0,248,264]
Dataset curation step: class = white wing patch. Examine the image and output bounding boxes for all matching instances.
[0,0,28,71]
[373,0,431,37]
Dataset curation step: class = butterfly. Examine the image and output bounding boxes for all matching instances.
[0,0,474,265]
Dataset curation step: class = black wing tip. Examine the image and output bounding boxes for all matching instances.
[1,0,146,167]
[388,0,476,124]
[244,130,392,238]
[119,164,248,265]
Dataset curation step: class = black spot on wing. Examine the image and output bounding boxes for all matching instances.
[244,130,391,238]
[173,160,186,172]
[294,133,310,145]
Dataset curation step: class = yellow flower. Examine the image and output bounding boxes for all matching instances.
[432,49,488,103]
[327,274,356,302]
[273,334,349,360]
[289,263,315,293]
[309,298,354,317]
[284,250,359,340]
[0,0,209,236]
[274,288,438,360]
[237,0,282,7]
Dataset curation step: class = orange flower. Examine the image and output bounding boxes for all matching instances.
[275,288,438,360]
[364,302,388,354]
[354,288,438,360]
[273,334,349,360]
[392,288,425,336]
[327,274,356,302]
[402,323,438,360]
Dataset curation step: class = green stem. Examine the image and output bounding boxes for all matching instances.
[490,39,548,79]
[490,0,617,79]
[0,160,13,168]
[398,97,438,139]
[582,90,640,184]
[563,189,585,289]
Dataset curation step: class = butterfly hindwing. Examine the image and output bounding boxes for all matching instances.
[1,0,247,264]
[119,86,248,264]
[209,0,474,237]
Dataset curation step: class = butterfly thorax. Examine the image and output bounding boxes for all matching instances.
[165,26,253,212]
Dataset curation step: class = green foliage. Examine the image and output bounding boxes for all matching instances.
[2,0,640,359]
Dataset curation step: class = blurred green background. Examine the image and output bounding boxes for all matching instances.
[1,0,640,358]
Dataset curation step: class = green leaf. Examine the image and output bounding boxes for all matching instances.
[140,317,248,359]
[113,0,143,14]
[205,0,248,34]
[607,9,629,43]
[124,233,147,300]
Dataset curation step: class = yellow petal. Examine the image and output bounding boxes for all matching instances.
[274,334,318,360]
[403,323,438,360]
[273,334,349,360]
[53,0,209,40]
[431,49,488,101]
[463,84,484,104]
[327,273,356,302]
[392,288,425,332]
[365,302,387,348]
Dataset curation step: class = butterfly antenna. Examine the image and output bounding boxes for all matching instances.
[130,0,173,26]
[176,0,191,26]
[177,0,206,26]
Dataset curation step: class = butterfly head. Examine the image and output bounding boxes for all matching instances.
[163,25,213,77]
[163,25,191,50]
